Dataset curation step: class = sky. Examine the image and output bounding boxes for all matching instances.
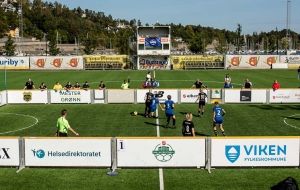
[46,0,299,34]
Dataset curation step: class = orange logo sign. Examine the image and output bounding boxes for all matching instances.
[69,58,78,67]
[267,57,276,65]
[36,59,45,68]
[249,57,258,66]
[52,58,62,68]
[231,57,240,66]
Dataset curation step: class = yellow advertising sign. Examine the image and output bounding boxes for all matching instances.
[171,55,224,69]
[84,55,129,64]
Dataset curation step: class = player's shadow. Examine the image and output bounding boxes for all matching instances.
[179,112,199,117]
[144,122,165,127]
[195,132,209,136]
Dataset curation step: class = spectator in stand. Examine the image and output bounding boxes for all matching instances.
[224,74,231,83]
[146,71,152,82]
[152,78,160,88]
[298,66,300,80]
[121,79,129,89]
[272,80,281,91]
[99,81,106,89]
[243,79,252,89]
[224,81,233,89]
[53,82,63,92]
[73,82,81,90]
[39,82,47,91]
[65,82,72,90]
[24,78,35,90]
[82,81,90,90]
[192,79,206,89]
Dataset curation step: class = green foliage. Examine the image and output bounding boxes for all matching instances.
[4,35,16,56]
[82,36,97,55]
[47,31,60,56]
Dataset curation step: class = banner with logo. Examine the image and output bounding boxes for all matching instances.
[211,138,300,167]
[93,89,105,104]
[30,56,84,70]
[0,57,30,70]
[279,55,300,69]
[224,89,267,103]
[171,55,224,70]
[0,91,7,106]
[181,89,208,103]
[225,55,279,69]
[50,90,91,104]
[83,55,129,69]
[240,91,252,102]
[7,90,48,104]
[107,90,135,103]
[152,89,178,103]
[138,56,169,70]
[25,138,111,167]
[117,138,205,167]
[0,138,20,166]
[270,89,300,103]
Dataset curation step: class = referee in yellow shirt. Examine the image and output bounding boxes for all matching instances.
[56,109,79,137]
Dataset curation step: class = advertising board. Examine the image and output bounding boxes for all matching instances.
[0,57,30,70]
[30,56,84,70]
[0,138,20,166]
[117,138,206,167]
[211,138,300,167]
[25,138,111,167]
[7,90,48,104]
[50,90,91,104]
[270,89,300,103]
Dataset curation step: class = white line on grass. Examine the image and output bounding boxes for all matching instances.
[0,113,39,135]
[156,109,164,190]
[283,114,300,131]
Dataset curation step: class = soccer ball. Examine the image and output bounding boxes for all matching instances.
[133,111,138,116]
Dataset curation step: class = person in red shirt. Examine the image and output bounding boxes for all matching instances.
[272,80,280,91]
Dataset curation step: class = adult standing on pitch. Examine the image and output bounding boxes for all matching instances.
[212,101,226,136]
[162,95,176,128]
[182,113,195,137]
[195,88,207,117]
[24,78,35,90]
[56,109,79,137]
[144,90,152,117]
[298,66,300,80]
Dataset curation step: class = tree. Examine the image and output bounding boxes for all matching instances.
[4,35,16,56]
[189,35,203,53]
[82,36,97,55]
[47,31,60,55]
[236,23,242,51]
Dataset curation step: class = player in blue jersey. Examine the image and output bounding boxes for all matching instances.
[161,95,176,128]
[212,101,226,136]
[149,94,160,118]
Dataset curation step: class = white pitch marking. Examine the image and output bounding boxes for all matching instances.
[283,114,300,131]
[156,105,164,190]
[0,113,39,135]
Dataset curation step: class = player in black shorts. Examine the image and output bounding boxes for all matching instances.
[24,78,35,90]
[144,90,152,117]
[195,89,207,117]
[65,82,72,90]
[182,113,195,136]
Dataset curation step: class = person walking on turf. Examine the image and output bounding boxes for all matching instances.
[195,89,207,117]
[182,113,195,137]
[56,109,79,137]
[212,101,226,136]
[161,95,176,128]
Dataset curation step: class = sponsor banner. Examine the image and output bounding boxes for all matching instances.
[225,55,279,69]
[240,91,252,102]
[181,89,208,103]
[270,89,300,103]
[50,90,91,104]
[83,55,129,69]
[30,56,83,70]
[279,55,300,69]
[93,89,105,104]
[145,37,162,48]
[225,89,267,103]
[25,138,111,167]
[211,138,300,167]
[0,57,30,70]
[152,89,178,103]
[137,89,152,103]
[117,138,206,167]
[107,90,135,103]
[0,91,7,106]
[138,56,169,70]
[0,138,20,166]
[171,55,224,70]
[211,89,222,99]
[7,90,48,104]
